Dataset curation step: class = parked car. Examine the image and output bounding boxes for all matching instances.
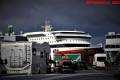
[58,61,74,73]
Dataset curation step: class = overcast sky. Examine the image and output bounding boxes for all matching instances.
[0,0,120,45]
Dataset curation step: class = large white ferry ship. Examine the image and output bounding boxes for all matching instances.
[23,21,92,59]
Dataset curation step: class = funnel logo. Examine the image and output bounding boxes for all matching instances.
[53,49,59,53]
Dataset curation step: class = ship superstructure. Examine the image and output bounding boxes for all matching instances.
[23,22,92,60]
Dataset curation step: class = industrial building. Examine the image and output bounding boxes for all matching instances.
[0,35,50,74]
[105,32,120,64]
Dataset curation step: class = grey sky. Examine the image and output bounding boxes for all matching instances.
[0,0,120,45]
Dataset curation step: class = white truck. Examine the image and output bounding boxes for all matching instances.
[93,53,107,68]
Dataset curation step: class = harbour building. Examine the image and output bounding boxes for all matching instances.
[105,32,120,64]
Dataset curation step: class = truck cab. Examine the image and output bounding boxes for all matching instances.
[93,53,107,68]
[54,50,81,73]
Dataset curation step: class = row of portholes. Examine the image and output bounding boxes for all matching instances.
[28,37,54,41]
[28,38,88,44]
[29,39,57,44]
[62,40,87,42]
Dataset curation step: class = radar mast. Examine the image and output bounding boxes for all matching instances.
[41,20,53,32]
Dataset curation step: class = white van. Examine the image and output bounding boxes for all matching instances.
[93,53,107,68]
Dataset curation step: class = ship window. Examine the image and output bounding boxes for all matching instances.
[52,32,86,35]
[56,36,91,39]
[50,44,90,48]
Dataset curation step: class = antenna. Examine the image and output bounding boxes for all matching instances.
[41,20,53,32]
[45,20,50,26]
[8,24,13,36]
